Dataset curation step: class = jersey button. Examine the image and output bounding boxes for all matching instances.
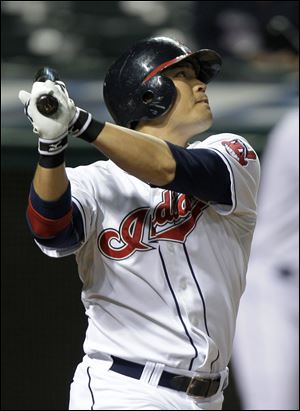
[179,278,187,290]
[189,313,200,327]
[167,243,174,252]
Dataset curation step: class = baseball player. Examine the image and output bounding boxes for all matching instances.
[232,108,299,410]
[19,37,260,410]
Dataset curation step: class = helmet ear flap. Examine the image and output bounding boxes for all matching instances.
[135,75,177,121]
[142,90,155,104]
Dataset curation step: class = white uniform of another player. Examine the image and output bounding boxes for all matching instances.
[36,133,260,410]
[232,108,299,410]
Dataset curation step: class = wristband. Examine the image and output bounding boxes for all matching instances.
[38,151,65,168]
[38,132,68,168]
[69,108,105,143]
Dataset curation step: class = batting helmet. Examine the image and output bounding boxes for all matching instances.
[103,36,222,129]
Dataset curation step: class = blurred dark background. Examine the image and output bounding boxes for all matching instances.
[1,1,299,409]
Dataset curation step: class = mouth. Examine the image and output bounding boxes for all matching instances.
[196,98,209,105]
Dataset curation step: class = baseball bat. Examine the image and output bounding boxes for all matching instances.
[35,67,60,116]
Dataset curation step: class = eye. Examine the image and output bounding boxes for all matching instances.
[175,70,186,78]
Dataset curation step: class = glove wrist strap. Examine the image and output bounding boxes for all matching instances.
[38,134,68,168]
[69,108,105,143]
[38,151,65,168]
[38,134,68,155]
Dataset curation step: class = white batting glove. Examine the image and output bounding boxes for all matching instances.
[19,80,76,156]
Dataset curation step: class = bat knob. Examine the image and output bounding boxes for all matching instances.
[36,94,59,116]
[35,67,60,116]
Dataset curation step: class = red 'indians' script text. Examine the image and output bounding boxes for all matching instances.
[98,191,207,260]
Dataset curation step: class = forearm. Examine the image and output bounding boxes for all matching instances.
[20,75,84,245]
[19,77,74,201]
[33,162,69,201]
[92,122,176,186]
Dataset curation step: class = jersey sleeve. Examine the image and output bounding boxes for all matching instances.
[197,133,260,217]
[35,165,101,258]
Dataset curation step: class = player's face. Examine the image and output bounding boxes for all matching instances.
[163,62,213,135]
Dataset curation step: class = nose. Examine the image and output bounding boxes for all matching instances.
[193,81,207,93]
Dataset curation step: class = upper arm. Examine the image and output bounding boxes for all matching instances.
[200,135,261,216]
[160,142,232,205]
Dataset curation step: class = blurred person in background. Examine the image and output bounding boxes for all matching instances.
[192,1,299,70]
[232,107,299,410]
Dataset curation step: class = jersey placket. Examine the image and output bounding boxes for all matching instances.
[158,241,209,370]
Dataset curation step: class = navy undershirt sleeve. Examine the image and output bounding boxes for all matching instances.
[29,182,72,219]
[34,202,85,248]
[160,142,232,204]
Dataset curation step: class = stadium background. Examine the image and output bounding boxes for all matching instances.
[1,1,298,409]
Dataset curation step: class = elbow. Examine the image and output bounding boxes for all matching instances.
[153,156,176,186]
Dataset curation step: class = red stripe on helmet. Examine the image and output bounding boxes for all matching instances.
[143,54,192,83]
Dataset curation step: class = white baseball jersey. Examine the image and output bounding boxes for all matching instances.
[37,133,260,374]
[232,108,299,410]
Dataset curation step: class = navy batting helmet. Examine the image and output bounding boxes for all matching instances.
[103,37,222,129]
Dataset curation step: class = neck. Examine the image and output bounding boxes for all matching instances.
[136,122,191,148]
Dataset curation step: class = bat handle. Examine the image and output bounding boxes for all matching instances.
[35,67,60,117]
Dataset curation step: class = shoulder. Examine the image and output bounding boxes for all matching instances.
[194,134,260,217]
[190,133,259,168]
[189,133,251,149]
